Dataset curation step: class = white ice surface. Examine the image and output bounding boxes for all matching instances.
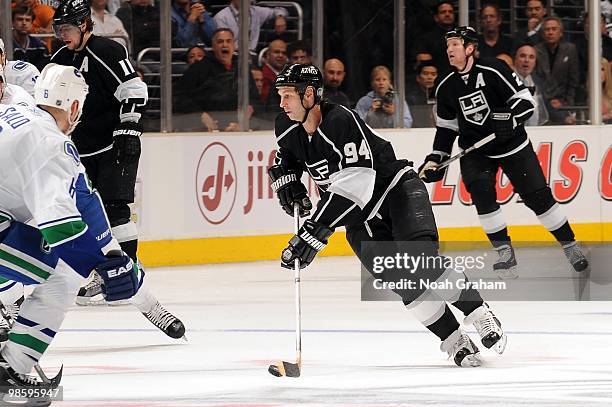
[27,253,612,406]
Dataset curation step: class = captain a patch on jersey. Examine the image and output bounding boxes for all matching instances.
[459,90,490,126]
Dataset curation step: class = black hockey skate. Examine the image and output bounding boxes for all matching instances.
[0,355,55,406]
[142,301,186,340]
[493,244,518,279]
[562,242,589,272]
[464,303,507,354]
[0,296,24,343]
[440,329,482,367]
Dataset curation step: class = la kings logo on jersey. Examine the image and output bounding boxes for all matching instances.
[459,90,490,125]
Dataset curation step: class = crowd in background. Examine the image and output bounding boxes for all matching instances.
[5,0,612,131]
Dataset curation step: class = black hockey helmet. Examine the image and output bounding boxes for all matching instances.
[53,0,91,28]
[275,63,324,103]
[445,26,478,47]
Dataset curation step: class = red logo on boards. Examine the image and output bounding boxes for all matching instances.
[195,142,237,224]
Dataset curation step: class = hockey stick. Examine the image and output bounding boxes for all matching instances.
[0,300,63,388]
[268,203,302,378]
[435,134,496,170]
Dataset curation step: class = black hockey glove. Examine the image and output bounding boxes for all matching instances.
[268,165,313,217]
[491,109,514,142]
[96,250,140,302]
[418,153,447,183]
[281,220,334,270]
[112,121,143,166]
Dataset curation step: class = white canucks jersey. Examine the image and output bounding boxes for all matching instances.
[0,104,81,227]
[1,83,35,107]
[5,60,40,97]
[0,104,116,272]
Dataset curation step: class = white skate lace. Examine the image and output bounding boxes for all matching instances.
[474,310,497,338]
[85,272,103,292]
[496,245,513,263]
[0,300,21,329]
[442,330,473,358]
[563,242,585,264]
[144,302,176,331]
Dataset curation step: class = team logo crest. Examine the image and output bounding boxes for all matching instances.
[459,90,490,126]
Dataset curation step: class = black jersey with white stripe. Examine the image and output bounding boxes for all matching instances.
[51,35,146,155]
[274,102,409,229]
[433,58,536,158]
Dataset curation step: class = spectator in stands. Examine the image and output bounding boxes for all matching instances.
[116,0,160,57]
[518,0,547,45]
[263,11,293,45]
[322,58,350,107]
[14,0,54,34]
[91,0,129,48]
[535,16,579,124]
[406,61,437,127]
[173,28,258,130]
[477,3,514,59]
[513,43,549,126]
[251,67,264,96]
[107,0,121,15]
[414,1,455,74]
[287,40,312,65]
[11,7,49,71]
[214,0,288,52]
[601,57,612,123]
[575,12,612,102]
[186,45,206,66]
[261,38,288,103]
[496,52,514,68]
[355,65,413,128]
[171,0,216,48]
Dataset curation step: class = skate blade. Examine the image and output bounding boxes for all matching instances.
[460,353,483,367]
[2,393,52,406]
[75,295,107,306]
[493,334,508,354]
[496,267,518,280]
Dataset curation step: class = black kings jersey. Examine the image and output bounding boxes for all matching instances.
[434,58,536,157]
[51,35,147,156]
[275,102,410,229]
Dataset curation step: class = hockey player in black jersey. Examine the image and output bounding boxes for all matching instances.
[48,0,185,339]
[419,26,588,279]
[270,63,507,367]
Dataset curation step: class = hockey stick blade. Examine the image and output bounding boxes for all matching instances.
[268,360,301,377]
[436,134,496,170]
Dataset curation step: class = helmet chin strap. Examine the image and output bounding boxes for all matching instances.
[458,48,474,73]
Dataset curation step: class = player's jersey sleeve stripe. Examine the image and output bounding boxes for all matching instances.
[434,71,455,99]
[313,192,334,222]
[436,116,459,131]
[40,220,88,247]
[86,46,122,84]
[329,203,358,228]
[327,166,376,209]
[277,123,299,142]
[508,88,535,105]
[38,215,83,228]
[476,64,518,94]
[50,45,68,60]
[317,128,344,170]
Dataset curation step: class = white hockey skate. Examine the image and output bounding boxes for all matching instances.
[493,244,518,279]
[76,271,128,306]
[0,296,23,343]
[464,302,507,354]
[562,241,589,272]
[440,329,482,367]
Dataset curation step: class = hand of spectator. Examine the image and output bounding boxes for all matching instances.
[564,113,577,125]
[370,99,382,111]
[188,3,206,22]
[200,112,219,132]
[550,99,562,109]
[224,122,240,132]
[382,102,395,115]
[527,18,539,31]
[275,15,287,33]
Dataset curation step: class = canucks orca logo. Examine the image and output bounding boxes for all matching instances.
[64,141,81,165]
[459,90,490,126]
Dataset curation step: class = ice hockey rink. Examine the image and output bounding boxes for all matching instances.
[32,246,612,407]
